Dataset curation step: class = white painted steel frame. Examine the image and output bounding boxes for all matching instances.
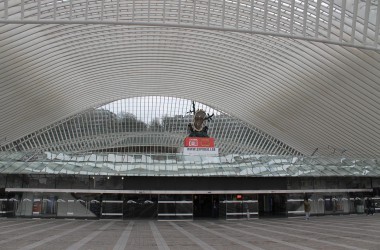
[1,0,378,48]
[1,97,300,156]
[0,0,379,160]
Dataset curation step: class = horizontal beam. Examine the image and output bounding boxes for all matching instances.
[5,188,373,194]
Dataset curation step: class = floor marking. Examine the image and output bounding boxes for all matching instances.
[169,222,216,250]
[209,222,315,250]
[300,217,380,229]
[113,221,134,250]
[188,222,264,250]
[238,221,369,250]
[260,219,380,244]
[149,221,170,250]
[0,220,35,229]
[0,219,56,235]
[18,220,97,250]
[66,221,115,250]
[0,221,74,245]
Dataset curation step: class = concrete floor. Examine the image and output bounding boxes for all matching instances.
[0,215,379,250]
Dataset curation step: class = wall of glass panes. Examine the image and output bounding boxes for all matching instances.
[286,192,377,216]
[1,176,379,219]
[220,194,259,220]
[158,194,193,220]
[1,191,378,219]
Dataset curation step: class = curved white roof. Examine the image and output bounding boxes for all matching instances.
[0,0,379,158]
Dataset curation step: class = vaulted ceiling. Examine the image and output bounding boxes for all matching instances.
[0,0,379,158]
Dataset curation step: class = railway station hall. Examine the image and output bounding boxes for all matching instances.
[0,0,380,223]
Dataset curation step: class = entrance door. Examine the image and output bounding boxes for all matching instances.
[123,194,158,219]
[193,194,219,219]
[41,195,56,217]
[258,194,287,218]
[158,194,193,220]
[0,198,18,217]
[101,194,123,219]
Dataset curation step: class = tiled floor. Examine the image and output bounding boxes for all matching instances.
[0,215,379,250]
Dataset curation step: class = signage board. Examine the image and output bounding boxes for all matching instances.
[184,137,215,147]
[180,147,219,156]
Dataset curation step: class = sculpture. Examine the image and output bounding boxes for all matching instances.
[187,101,214,138]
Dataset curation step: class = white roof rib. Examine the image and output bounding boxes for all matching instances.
[0,0,379,159]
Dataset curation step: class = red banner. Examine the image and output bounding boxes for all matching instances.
[184,137,215,147]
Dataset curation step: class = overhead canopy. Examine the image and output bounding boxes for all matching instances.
[0,0,379,159]
[1,151,379,177]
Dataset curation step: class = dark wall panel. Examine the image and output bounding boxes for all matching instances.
[0,175,376,192]
[123,177,288,191]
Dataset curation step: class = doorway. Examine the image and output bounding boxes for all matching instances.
[258,194,287,218]
[124,194,158,219]
[193,194,219,219]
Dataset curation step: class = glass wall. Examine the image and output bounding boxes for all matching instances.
[220,194,258,220]
[13,192,100,218]
[158,194,193,220]
[258,194,287,218]
[0,191,377,219]
[0,175,377,219]
[193,194,222,219]
[123,194,158,219]
[101,194,123,219]
[0,197,17,217]
[287,193,359,217]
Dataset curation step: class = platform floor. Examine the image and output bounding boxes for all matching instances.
[0,215,379,250]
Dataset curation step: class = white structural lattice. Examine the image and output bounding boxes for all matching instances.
[0,0,379,159]
[1,97,300,156]
[1,0,379,49]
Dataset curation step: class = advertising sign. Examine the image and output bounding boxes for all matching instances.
[181,147,219,156]
[184,137,215,147]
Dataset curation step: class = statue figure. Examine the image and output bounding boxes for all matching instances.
[187,101,213,138]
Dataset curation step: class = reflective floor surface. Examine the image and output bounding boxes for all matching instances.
[0,215,379,250]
